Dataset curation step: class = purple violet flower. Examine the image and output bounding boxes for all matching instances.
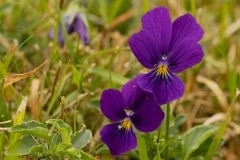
[129,7,204,105]
[49,13,89,47]
[100,77,164,156]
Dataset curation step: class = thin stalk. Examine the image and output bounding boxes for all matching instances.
[156,144,161,160]
[190,0,196,17]
[205,89,240,160]
[156,130,161,160]
[60,0,64,9]
[165,103,170,159]
[137,134,148,160]
[0,131,4,159]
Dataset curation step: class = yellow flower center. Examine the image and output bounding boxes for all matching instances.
[118,118,131,130]
[156,65,168,77]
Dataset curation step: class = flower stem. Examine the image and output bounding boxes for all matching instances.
[165,103,170,159]
[137,134,148,160]
[156,130,161,160]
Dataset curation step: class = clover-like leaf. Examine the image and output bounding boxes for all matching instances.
[71,125,92,149]
[11,120,52,142]
[182,125,218,160]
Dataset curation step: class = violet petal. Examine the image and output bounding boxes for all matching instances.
[100,123,137,156]
[137,72,185,105]
[137,73,156,94]
[141,7,172,54]
[121,76,156,111]
[100,89,127,121]
[170,14,204,49]
[57,26,65,47]
[129,30,161,69]
[48,27,65,47]
[153,72,185,105]
[72,14,90,45]
[168,39,204,73]
[131,102,164,132]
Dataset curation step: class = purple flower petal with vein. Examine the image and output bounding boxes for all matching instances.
[129,7,204,105]
[49,13,89,47]
[100,77,164,156]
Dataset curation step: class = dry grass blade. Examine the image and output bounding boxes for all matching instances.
[5,40,18,56]
[0,127,11,131]
[224,18,240,38]
[2,60,48,89]
[15,96,27,115]
[0,120,12,131]
[197,75,228,112]
[28,79,41,120]
[203,113,225,125]
[106,9,135,30]
[0,120,11,125]
[0,33,11,49]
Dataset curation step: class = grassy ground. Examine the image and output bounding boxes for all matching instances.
[0,0,240,159]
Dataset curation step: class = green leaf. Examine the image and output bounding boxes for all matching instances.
[182,125,218,160]
[11,120,52,142]
[79,150,95,160]
[30,145,45,153]
[5,135,37,156]
[170,115,186,134]
[71,126,92,149]
[46,119,72,144]
[52,133,62,146]
[54,144,81,159]
[8,96,27,148]
[56,143,70,151]
[191,137,217,157]
[65,147,81,158]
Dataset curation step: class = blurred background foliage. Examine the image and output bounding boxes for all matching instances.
[0,0,239,159]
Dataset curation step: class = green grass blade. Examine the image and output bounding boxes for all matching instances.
[190,0,196,16]
[205,90,240,160]
[55,4,77,63]
[91,67,129,85]
[142,0,150,13]
[137,134,148,160]
[46,64,69,115]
